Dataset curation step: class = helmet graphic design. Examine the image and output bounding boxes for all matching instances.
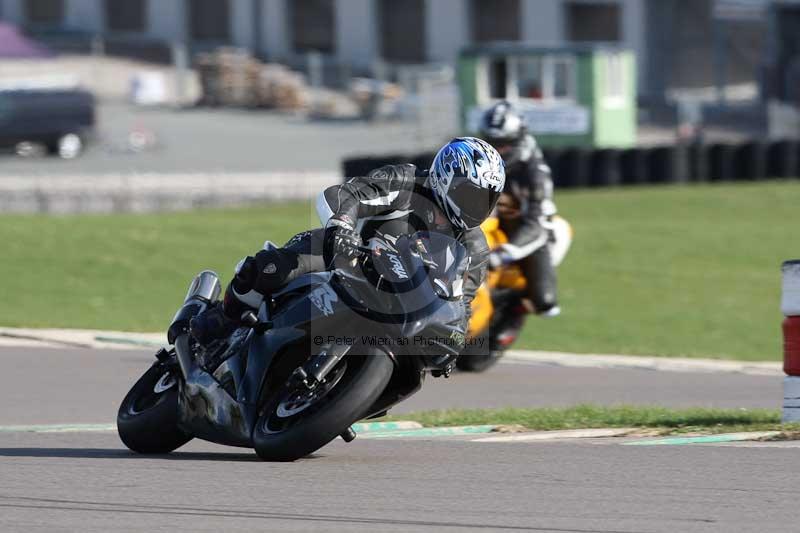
[429,137,505,230]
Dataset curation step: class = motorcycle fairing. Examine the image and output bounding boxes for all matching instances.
[177,272,354,447]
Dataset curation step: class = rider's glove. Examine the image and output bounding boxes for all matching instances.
[323,214,362,264]
[488,250,513,270]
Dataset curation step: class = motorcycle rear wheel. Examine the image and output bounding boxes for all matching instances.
[117,362,192,454]
[253,351,393,461]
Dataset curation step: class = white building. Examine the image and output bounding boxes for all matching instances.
[0,0,774,101]
[0,1,644,71]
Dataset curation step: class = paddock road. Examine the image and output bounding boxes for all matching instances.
[0,345,793,533]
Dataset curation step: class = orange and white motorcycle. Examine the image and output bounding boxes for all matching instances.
[458,194,573,372]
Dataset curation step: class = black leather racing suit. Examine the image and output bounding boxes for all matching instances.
[498,134,558,313]
[233,163,489,326]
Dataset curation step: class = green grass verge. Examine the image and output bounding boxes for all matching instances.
[1,181,796,360]
[528,180,795,361]
[0,203,314,332]
[379,405,800,435]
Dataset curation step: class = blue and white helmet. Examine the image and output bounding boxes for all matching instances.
[429,137,506,230]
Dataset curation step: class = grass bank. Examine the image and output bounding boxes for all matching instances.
[380,405,798,435]
[1,181,796,360]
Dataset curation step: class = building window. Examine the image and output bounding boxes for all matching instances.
[552,57,574,99]
[488,59,508,99]
[517,56,576,102]
[482,55,576,104]
[566,2,621,42]
[289,0,335,53]
[472,0,521,42]
[26,0,64,24]
[189,0,231,42]
[105,0,146,32]
[378,0,426,63]
[517,57,544,99]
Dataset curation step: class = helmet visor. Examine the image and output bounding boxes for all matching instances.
[448,180,501,229]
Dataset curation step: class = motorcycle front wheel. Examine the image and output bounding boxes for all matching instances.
[117,362,192,454]
[456,353,502,372]
[456,332,501,372]
[253,351,393,461]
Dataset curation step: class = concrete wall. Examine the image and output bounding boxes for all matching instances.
[231,0,254,48]
[0,0,23,24]
[146,0,186,43]
[425,0,469,64]
[0,0,103,32]
[619,0,647,95]
[262,0,289,61]
[335,0,377,71]
[521,0,564,43]
[65,0,103,33]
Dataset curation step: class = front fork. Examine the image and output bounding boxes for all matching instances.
[289,345,351,391]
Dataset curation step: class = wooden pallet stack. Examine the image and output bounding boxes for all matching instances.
[257,63,309,110]
[195,48,309,110]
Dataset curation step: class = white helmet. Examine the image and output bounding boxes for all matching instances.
[429,137,506,230]
[479,101,534,165]
[480,100,525,142]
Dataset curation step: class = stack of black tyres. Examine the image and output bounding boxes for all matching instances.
[733,142,768,181]
[341,139,800,186]
[554,148,591,188]
[767,140,800,178]
[590,149,622,187]
[619,147,648,185]
[708,144,737,182]
[646,146,686,184]
[687,143,710,182]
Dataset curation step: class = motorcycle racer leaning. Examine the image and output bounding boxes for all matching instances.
[478,101,560,346]
[190,137,506,350]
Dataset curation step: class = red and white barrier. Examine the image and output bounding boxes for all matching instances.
[782,260,800,422]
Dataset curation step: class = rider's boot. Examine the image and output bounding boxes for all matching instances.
[493,302,530,349]
[189,301,238,345]
[190,275,265,345]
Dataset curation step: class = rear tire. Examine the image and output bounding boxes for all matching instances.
[253,352,393,461]
[117,363,191,454]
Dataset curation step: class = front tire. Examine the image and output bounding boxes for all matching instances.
[117,362,192,454]
[456,352,502,372]
[456,332,501,372]
[253,352,393,461]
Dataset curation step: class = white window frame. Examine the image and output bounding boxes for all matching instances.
[604,53,626,107]
[476,56,510,103]
[545,55,578,104]
[511,55,577,105]
[477,55,577,106]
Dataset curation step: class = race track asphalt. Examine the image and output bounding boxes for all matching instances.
[0,345,793,533]
[2,430,799,532]
[0,346,780,426]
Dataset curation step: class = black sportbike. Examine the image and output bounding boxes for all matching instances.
[117,232,469,461]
